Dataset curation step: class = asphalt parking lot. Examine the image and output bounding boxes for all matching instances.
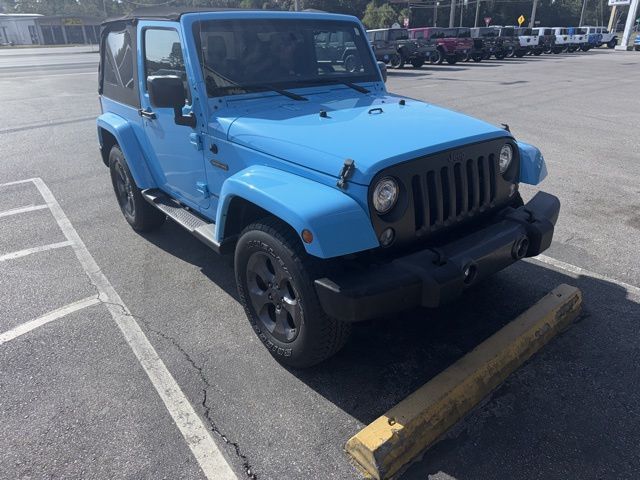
[1,46,639,480]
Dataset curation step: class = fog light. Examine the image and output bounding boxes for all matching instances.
[463,263,477,285]
[379,228,395,247]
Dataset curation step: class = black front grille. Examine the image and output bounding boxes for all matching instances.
[368,138,518,249]
[411,154,496,235]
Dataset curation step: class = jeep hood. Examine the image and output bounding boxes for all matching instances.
[225,92,510,185]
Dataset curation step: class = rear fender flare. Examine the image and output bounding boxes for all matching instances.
[97,112,156,189]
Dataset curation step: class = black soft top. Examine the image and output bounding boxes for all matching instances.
[101,6,248,25]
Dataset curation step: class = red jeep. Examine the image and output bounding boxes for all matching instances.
[408,27,473,64]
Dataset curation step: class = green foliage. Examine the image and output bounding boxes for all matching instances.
[362,0,402,28]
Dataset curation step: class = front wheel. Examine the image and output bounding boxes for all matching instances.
[235,218,351,368]
[109,145,165,232]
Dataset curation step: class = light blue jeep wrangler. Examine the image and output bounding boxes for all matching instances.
[97,7,560,367]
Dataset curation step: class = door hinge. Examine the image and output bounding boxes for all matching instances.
[196,181,210,197]
[189,133,203,151]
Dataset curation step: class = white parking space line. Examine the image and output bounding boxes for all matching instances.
[530,254,640,299]
[0,240,73,262]
[27,178,237,480]
[0,179,36,188]
[0,296,100,346]
[0,204,48,218]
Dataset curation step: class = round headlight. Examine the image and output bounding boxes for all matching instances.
[499,144,513,174]
[372,177,399,214]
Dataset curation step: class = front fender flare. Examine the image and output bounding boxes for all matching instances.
[216,166,379,259]
[96,112,156,189]
[517,142,548,185]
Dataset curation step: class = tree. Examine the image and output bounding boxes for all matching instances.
[362,1,401,28]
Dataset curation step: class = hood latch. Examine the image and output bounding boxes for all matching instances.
[337,159,355,190]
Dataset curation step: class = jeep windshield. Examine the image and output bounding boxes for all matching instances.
[193,19,379,98]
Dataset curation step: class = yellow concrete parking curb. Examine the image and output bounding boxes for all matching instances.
[345,283,583,480]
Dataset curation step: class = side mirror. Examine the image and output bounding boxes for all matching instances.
[147,75,196,128]
[377,61,387,83]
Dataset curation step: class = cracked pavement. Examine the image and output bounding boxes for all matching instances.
[1,47,640,480]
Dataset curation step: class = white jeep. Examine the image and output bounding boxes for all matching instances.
[583,26,617,48]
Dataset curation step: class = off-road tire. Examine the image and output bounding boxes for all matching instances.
[344,54,360,73]
[446,56,457,65]
[411,58,425,68]
[235,217,351,368]
[109,145,165,232]
[388,53,403,69]
[607,39,617,49]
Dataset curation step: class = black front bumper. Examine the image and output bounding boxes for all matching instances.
[314,192,560,322]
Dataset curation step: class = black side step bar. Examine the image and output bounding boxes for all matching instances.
[142,189,222,254]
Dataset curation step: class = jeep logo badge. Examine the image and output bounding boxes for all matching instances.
[448,151,465,163]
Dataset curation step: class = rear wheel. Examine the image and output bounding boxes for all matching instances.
[109,145,165,232]
[344,54,360,73]
[388,53,403,69]
[235,218,351,368]
[607,39,617,48]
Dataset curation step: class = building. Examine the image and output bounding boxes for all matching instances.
[0,13,42,45]
[0,13,102,45]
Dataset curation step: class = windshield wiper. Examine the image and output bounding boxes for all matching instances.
[251,85,308,101]
[335,80,370,94]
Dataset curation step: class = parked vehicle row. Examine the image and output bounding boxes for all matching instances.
[367,25,618,68]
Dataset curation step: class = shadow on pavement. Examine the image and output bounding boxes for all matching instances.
[142,222,640,479]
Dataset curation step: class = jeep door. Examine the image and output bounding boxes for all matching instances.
[137,24,208,210]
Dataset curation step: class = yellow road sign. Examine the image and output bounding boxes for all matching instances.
[518,15,526,26]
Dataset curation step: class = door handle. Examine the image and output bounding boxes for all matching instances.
[138,109,156,120]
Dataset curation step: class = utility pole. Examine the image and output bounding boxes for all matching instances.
[449,0,457,27]
[607,5,617,31]
[434,1,438,26]
[616,0,640,49]
[294,0,300,11]
[460,0,464,26]
[529,0,538,27]
[579,0,587,26]
[475,0,481,27]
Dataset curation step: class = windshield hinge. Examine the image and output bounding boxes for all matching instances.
[189,133,203,151]
[196,181,210,197]
[336,159,355,190]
